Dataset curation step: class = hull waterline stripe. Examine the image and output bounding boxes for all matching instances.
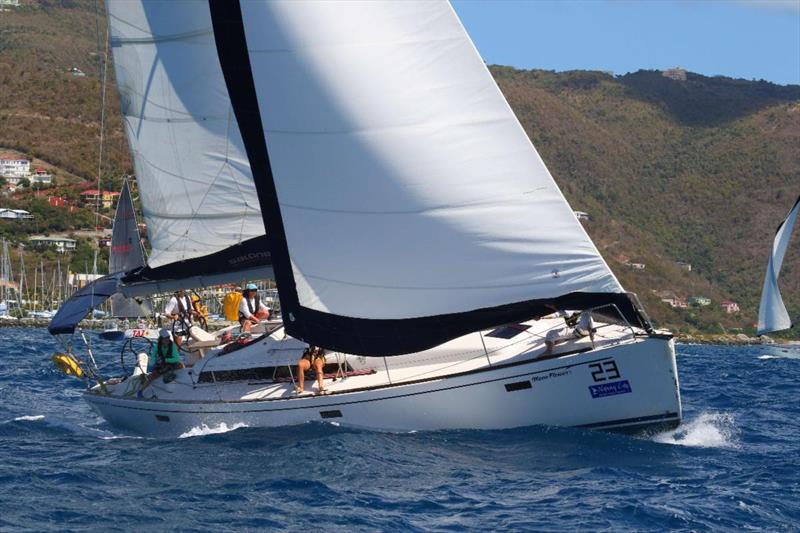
[577,412,681,429]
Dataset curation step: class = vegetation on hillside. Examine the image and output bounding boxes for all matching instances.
[0,1,797,337]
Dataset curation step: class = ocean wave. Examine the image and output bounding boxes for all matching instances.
[7,415,45,423]
[179,422,249,439]
[652,412,739,448]
[757,351,800,360]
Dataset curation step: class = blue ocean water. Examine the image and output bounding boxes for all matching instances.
[1,328,798,531]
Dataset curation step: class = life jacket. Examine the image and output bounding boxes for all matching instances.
[175,294,193,322]
[223,292,243,321]
[239,293,261,320]
[191,294,209,320]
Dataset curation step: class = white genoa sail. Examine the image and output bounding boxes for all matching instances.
[106,1,268,285]
[757,196,800,335]
[108,179,151,318]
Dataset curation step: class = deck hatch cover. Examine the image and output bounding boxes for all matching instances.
[320,410,343,419]
[487,324,531,339]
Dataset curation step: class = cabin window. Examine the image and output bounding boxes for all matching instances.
[504,380,533,392]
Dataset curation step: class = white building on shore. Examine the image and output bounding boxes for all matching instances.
[0,158,30,179]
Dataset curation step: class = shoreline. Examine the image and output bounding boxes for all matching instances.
[2,318,797,347]
[675,333,799,346]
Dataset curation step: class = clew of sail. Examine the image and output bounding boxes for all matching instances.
[108,179,152,318]
[757,196,799,336]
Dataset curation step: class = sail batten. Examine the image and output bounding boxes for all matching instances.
[757,196,799,336]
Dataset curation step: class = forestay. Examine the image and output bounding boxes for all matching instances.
[209,1,644,355]
[108,179,151,318]
[757,196,799,335]
[106,1,265,270]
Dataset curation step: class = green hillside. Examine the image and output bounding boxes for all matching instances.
[1,1,798,337]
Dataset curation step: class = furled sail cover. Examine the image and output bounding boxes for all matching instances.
[757,196,799,335]
[106,1,265,271]
[210,0,642,355]
[108,179,152,318]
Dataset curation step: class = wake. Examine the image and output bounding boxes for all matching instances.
[179,422,249,439]
[652,412,739,449]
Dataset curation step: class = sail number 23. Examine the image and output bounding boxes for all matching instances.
[588,360,621,382]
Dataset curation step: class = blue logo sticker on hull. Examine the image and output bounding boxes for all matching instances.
[589,380,632,398]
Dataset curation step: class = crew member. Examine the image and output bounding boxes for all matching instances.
[164,289,196,346]
[239,283,270,333]
[295,345,326,395]
[151,328,184,380]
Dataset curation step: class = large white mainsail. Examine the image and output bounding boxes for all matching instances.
[757,196,799,335]
[208,1,645,354]
[106,1,269,289]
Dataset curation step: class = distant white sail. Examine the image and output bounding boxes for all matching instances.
[757,196,799,335]
[106,1,264,269]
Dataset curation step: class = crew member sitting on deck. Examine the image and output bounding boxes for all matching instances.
[239,283,270,333]
[544,311,595,354]
[164,289,196,347]
[295,346,326,395]
[151,328,184,380]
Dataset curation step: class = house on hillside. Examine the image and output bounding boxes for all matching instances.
[688,296,711,307]
[661,297,688,309]
[625,261,646,270]
[0,158,30,179]
[676,261,692,272]
[0,0,20,9]
[48,196,67,207]
[80,189,119,209]
[29,235,77,253]
[574,211,590,221]
[720,300,740,314]
[69,67,86,77]
[0,208,33,220]
[662,67,687,81]
[30,168,52,185]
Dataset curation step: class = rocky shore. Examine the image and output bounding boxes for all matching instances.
[676,333,798,346]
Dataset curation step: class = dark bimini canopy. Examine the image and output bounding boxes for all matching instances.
[48,274,122,335]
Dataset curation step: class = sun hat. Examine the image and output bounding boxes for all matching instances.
[245,283,258,291]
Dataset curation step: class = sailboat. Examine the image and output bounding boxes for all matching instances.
[757,196,799,337]
[49,0,681,436]
[99,179,154,341]
[0,239,17,320]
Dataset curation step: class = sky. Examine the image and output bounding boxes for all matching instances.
[452,0,800,85]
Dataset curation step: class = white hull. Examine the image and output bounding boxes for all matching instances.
[84,320,681,437]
